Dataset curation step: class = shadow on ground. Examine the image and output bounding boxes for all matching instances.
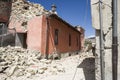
[77,57,95,80]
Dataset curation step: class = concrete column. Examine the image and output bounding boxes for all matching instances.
[91,0,120,80]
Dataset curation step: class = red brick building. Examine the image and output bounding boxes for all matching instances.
[9,14,84,58]
[75,26,85,50]
[0,1,85,58]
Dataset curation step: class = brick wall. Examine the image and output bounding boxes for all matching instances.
[46,15,81,54]
[75,26,85,50]
[9,14,83,57]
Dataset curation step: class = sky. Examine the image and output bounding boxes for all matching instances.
[28,0,95,38]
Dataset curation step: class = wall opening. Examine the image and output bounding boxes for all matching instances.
[15,33,27,48]
[54,29,58,45]
[0,23,16,47]
[76,36,79,47]
[69,34,71,46]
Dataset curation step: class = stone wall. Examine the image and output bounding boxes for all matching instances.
[91,0,120,80]
[9,0,49,31]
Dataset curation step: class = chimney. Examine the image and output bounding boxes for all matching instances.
[51,4,57,14]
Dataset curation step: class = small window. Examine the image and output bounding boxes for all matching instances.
[54,29,58,45]
[69,34,71,46]
[76,37,78,46]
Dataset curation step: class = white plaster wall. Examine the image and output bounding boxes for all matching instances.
[91,0,100,29]
[91,0,120,80]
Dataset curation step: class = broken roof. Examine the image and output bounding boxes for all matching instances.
[10,0,49,31]
[10,0,84,33]
[10,0,49,22]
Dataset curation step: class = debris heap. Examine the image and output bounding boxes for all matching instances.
[0,47,65,80]
[11,0,49,21]
[10,0,49,29]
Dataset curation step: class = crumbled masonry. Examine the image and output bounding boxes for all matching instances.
[11,0,49,29]
[0,46,65,80]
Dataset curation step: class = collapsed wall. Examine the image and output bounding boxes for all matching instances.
[10,0,49,30]
[91,0,120,80]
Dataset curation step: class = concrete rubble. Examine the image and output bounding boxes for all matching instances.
[0,46,65,80]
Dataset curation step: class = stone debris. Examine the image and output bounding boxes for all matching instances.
[0,47,95,80]
[0,46,65,80]
[10,0,49,30]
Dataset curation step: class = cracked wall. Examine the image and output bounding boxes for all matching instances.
[91,0,120,80]
[9,0,49,32]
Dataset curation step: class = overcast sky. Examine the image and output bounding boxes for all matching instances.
[28,0,95,38]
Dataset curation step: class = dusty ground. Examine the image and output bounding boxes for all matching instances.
[40,52,95,80]
[0,49,95,80]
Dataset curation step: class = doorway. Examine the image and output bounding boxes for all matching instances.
[15,33,27,48]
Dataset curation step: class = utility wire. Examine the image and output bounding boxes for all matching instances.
[83,0,89,27]
[92,1,111,8]
[72,0,89,80]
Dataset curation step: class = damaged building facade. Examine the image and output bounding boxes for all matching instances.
[0,0,85,57]
[0,0,15,47]
[91,0,120,80]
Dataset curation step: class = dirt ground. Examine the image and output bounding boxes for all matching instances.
[40,52,95,80]
[0,51,95,80]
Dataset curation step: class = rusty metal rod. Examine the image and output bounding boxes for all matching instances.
[112,0,118,80]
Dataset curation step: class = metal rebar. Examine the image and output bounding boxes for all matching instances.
[112,0,118,80]
[0,23,4,47]
[98,0,105,80]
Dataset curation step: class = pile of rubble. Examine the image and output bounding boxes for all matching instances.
[0,46,65,80]
[11,0,49,20]
[10,0,49,29]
